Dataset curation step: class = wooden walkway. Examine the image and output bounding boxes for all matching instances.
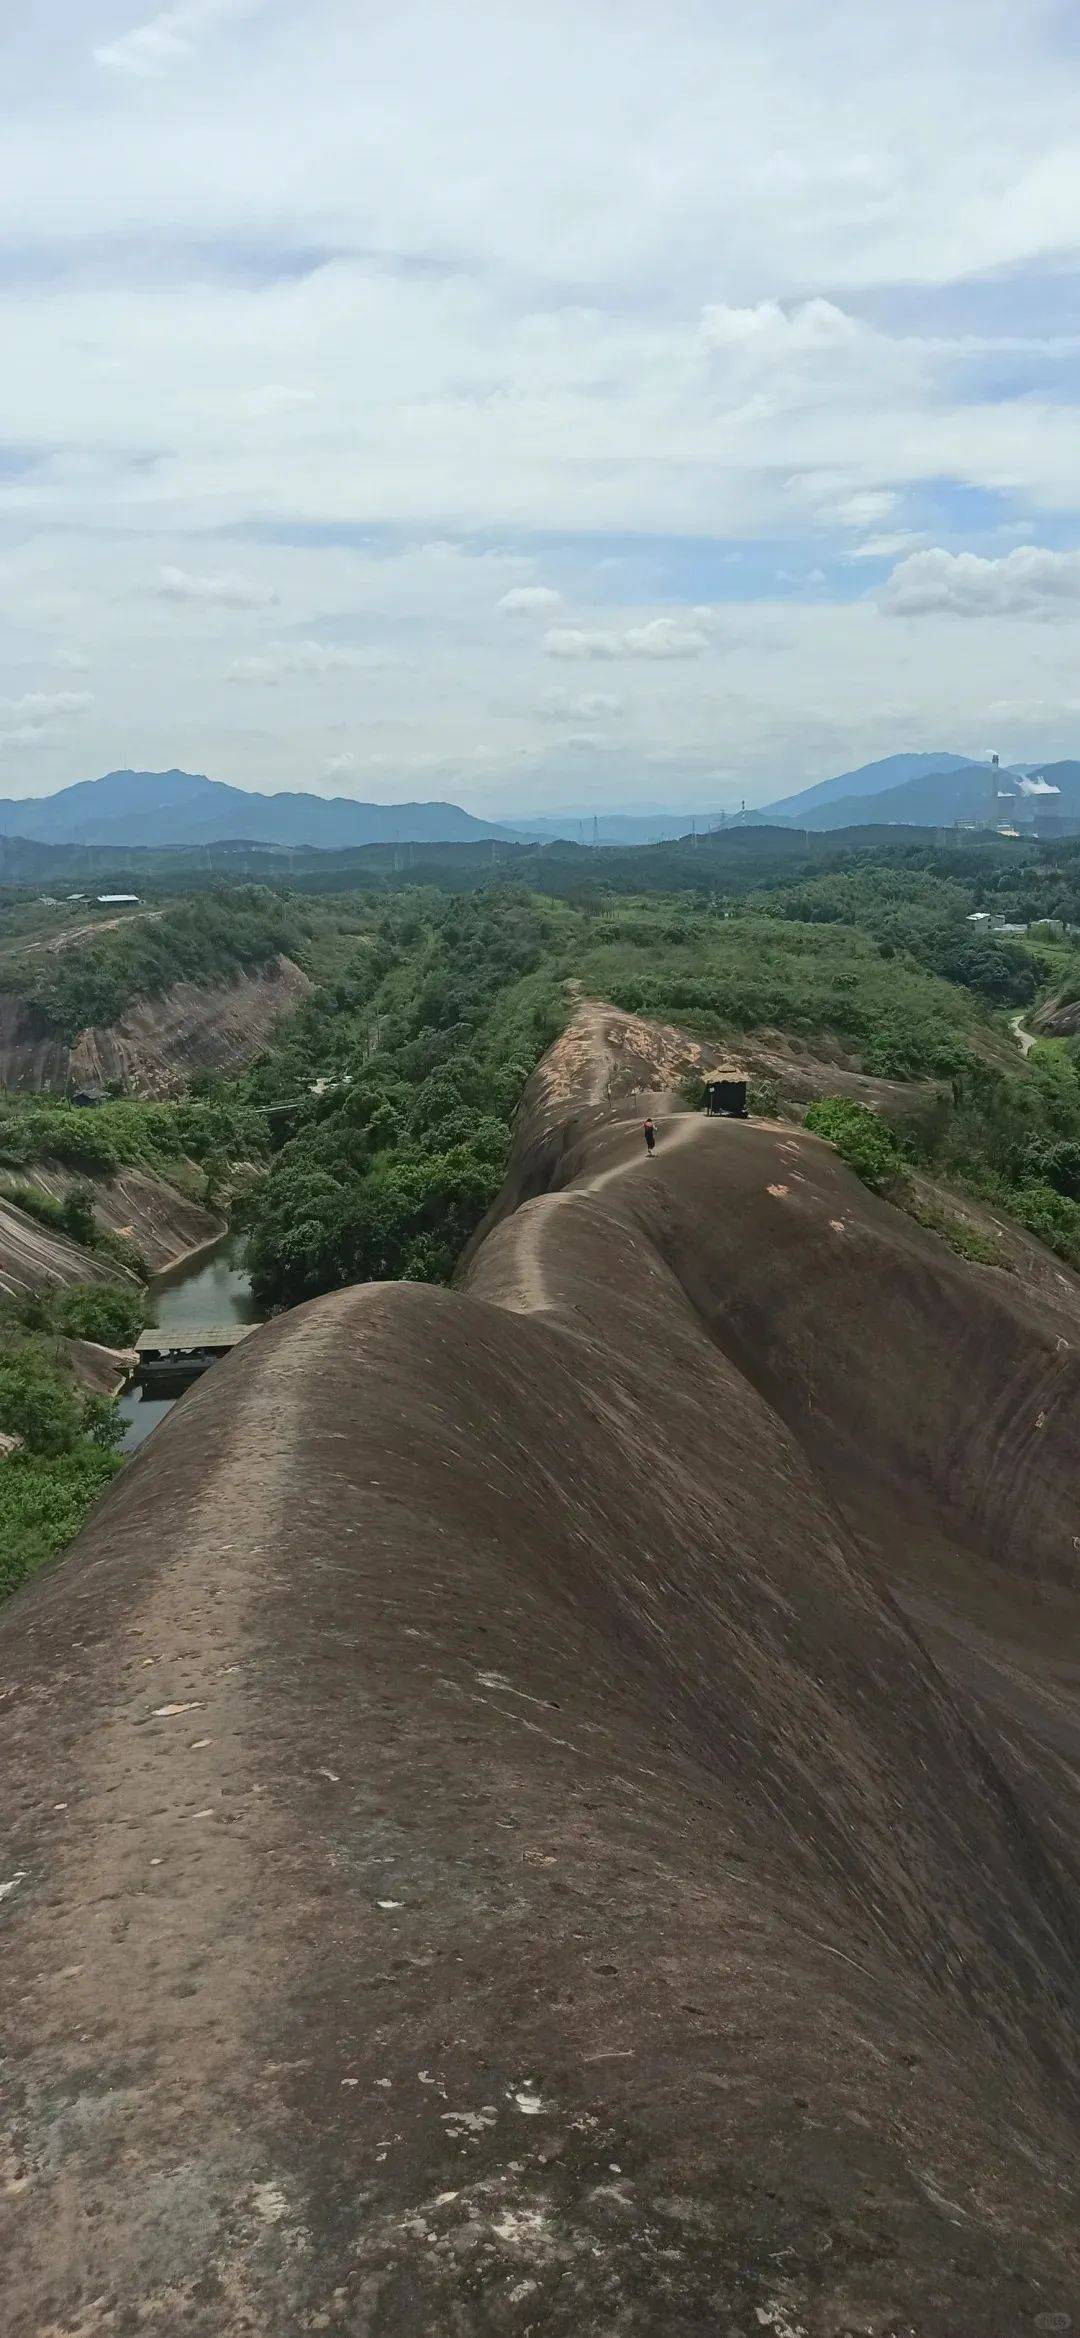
[135,1324,256,1359]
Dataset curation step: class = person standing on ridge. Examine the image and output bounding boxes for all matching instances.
[643,1117,656,1156]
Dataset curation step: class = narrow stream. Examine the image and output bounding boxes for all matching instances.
[117,1232,261,1451]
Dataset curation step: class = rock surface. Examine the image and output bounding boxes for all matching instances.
[0,953,311,1095]
[0,1193,132,1301]
[1034,987,1080,1039]
[6,1160,223,1276]
[1,1007,1079,2334]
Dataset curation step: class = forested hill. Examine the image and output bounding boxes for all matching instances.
[9,816,1080,902]
[2,890,306,1042]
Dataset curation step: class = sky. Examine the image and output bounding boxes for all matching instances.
[5,2,1080,814]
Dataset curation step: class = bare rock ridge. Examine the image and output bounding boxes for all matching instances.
[2,1006,1080,2333]
[0,952,311,1095]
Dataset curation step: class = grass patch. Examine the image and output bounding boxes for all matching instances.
[901,1195,1012,1270]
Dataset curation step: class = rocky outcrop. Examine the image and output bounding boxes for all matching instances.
[1034,986,1080,1038]
[9,1161,223,1276]
[2,1009,1079,2332]
[0,1193,132,1302]
[62,1334,139,1396]
[0,954,311,1096]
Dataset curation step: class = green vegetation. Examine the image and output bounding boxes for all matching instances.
[0,1090,271,1186]
[803,1097,1009,1266]
[237,864,1080,1308]
[243,889,563,1305]
[0,1326,125,1599]
[903,1196,1009,1269]
[805,1040,1080,1270]
[50,1282,146,1348]
[0,1445,122,1600]
[10,888,305,1040]
[578,910,978,1077]
[803,1097,902,1192]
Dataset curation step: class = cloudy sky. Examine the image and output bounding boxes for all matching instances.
[5,1,1080,812]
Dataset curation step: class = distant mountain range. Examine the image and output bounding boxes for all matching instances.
[510,756,1000,841]
[752,751,980,825]
[1,755,1078,857]
[0,769,512,849]
[770,759,1080,833]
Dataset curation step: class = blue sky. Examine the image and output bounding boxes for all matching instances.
[4,1,1080,811]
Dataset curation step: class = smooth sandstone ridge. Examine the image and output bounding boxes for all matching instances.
[2,1007,1079,2336]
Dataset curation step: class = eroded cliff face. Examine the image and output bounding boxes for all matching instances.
[5,1161,223,1278]
[0,1193,129,1302]
[0,954,311,1097]
[2,1007,1080,2335]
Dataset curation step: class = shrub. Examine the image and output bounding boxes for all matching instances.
[81,1393,126,1451]
[0,1346,83,1457]
[0,1447,122,1600]
[803,1097,902,1193]
[0,1183,68,1233]
[61,1187,97,1247]
[55,1283,145,1350]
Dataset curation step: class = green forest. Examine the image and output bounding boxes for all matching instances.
[6,832,1080,1596]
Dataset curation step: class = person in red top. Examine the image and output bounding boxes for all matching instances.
[643,1117,656,1156]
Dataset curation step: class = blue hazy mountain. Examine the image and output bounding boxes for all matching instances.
[754,752,979,825]
[789,761,1073,832]
[0,768,513,848]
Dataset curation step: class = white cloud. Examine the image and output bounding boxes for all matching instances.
[846,531,921,560]
[544,619,711,660]
[157,565,278,609]
[94,0,267,79]
[544,628,621,661]
[0,690,93,752]
[227,642,384,682]
[323,751,357,776]
[623,618,712,658]
[882,545,1080,619]
[832,491,898,530]
[498,586,562,617]
[8,2,1080,805]
[0,692,93,722]
[539,690,622,720]
[702,297,862,360]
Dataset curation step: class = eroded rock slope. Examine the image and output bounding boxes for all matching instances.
[2,1006,1079,2335]
[0,953,310,1095]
